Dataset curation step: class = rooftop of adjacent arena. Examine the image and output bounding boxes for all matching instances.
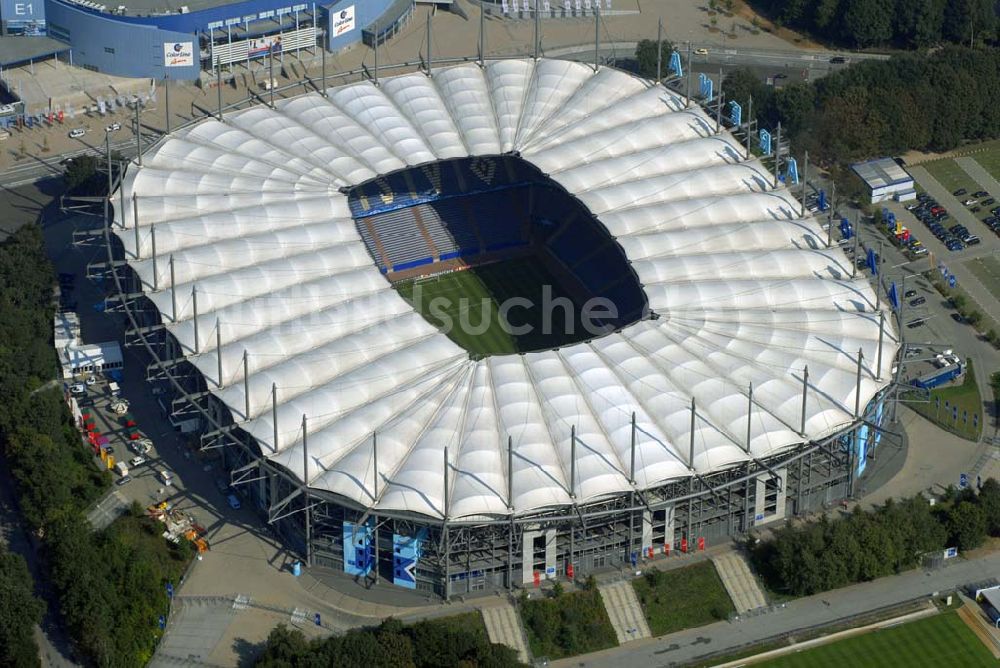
[110,57,899,523]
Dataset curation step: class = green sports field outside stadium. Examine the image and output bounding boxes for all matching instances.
[761,611,995,667]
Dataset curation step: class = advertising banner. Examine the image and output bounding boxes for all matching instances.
[342,519,374,576]
[247,34,283,59]
[332,5,355,37]
[163,42,195,68]
[392,528,426,589]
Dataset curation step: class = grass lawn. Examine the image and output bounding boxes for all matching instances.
[970,139,1000,184]
[519,588,618,660]
[922,158,979,196]
[905,358,983,441]
[964,256,1000,304]
[408,611,488,641]
[760,611,996,667]
[631,561,736,636]
[394,256,587,356]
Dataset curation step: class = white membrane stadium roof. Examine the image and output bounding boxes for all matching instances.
[114,59,898,522]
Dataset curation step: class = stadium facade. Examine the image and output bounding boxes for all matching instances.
[1,0,410,78]
[105,58,900,597]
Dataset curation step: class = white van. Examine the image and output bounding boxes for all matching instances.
[158,469,174,486]
[114,461,129,477]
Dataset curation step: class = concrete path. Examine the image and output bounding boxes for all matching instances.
[598,580,651,644]
[482,603,531,664]
[551,549,1000,667]
[712,552,767,613]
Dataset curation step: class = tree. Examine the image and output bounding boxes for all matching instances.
[840,0,894,47]
[63,155,98,192]
[948,501,987,551]
[977,478,1000,536]
[0,546,44,668]
[633,38,674,80]
[943,0,995,45]
[894,0,945,48]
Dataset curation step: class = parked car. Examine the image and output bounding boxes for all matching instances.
[963,199,977,206]
[970,206,981,213]
[946,239,964,251]
[983,198,995,206]
[830,56,847,64]
[906,319,925,329]
[105,122,121,132]
[954,188,968,196]
[227,494,241,510]
[951,313,966,323]
[909,296,926,306]
[115,475,132,487]
[965,235,981,245]
[84,375,97,386]
[904,289,917,298]
[973,191,988,198]
[69,383,85,395]
[158,469,174,486]
[68,128,87,139]
[695,47,709,56]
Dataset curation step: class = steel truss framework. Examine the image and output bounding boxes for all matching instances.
[91,51,903,601]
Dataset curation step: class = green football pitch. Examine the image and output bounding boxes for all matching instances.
[760,611,996,667]
[394,256,587,356]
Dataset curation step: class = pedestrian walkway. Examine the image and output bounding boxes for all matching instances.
[712,552,767,613]
[598,580,651,644]
[481,603,531,664]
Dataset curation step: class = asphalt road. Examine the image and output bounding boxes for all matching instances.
[557,550,1000,667]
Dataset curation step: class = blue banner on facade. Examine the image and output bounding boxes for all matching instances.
[856,423,869,476]
[392,528,427,589]
[343,518,374,576]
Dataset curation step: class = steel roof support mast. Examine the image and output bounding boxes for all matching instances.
[426,11,432,76]
[534,0,540,61]
[302,414,312,567]
[478,1,485,67]
[593,5,600,72]
[656,19,662,83]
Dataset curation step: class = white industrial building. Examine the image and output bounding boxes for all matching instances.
[54,312,123,379]
[852,157,916,204]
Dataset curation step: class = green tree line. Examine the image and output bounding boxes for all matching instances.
[750,481,1000,596]
[0,544,44,667]
[722,46,1000,166]
[748,0,997,48]
[255,617,523,668]
[0,225,190,666]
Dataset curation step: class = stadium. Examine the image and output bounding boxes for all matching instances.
[106,57,898,597]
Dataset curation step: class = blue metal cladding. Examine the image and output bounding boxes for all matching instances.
[46,0,200,79]
[48,0,310,33]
